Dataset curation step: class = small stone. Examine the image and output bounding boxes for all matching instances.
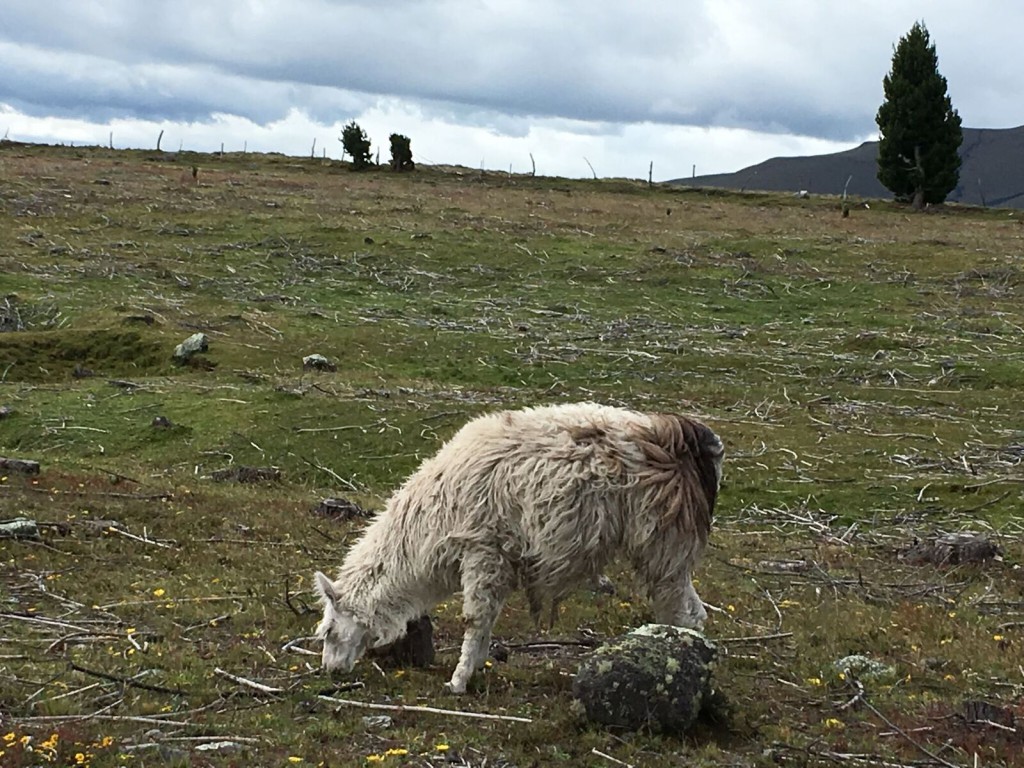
[315,497,371,520]
[210,466,281,483]
[173,332,209,362]
[0,457,40,475]
[362,715,393,730]
[0,517,40,539]
[302,353,337,372]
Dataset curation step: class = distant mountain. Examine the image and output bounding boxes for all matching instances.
[670,126,1024,209]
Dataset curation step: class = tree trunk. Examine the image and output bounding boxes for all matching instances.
[912,145,926,210]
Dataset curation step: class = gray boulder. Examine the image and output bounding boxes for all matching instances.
[173,332,209,362]
[572,624,717,734]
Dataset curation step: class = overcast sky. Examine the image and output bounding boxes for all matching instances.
[2,1,1021,180]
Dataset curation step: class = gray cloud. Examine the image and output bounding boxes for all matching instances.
[2,0,1022,178]
[8,0,1000,139]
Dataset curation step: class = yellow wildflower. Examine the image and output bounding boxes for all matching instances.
[75,753,87,764]
[824,718,844,729]
[385,748,409,756]
[3,733,15,743]
[153,588,166,597]
[366,756,385,764]
[805,677,822,686]
[435,744,450,752]
[994,634,1005,642]
[288,757,303,763]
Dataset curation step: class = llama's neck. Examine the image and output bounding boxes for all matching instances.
[335,513,443,645]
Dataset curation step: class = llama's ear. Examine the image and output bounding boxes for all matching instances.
[314,571,338,604]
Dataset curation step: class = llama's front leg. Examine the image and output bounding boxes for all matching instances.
[651,573,707,630]
[448,617,496,694]
[680,576,708,630]
[447,555,510,694]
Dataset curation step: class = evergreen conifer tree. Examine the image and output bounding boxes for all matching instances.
[340,121,373,170]
[876,22,962,209]
[389,134,415,171]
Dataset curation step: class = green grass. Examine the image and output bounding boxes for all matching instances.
[2,143,1023,766]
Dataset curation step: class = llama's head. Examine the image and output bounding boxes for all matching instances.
[314,571,371,673]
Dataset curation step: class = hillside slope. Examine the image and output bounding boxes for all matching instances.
[673,125,1024,208]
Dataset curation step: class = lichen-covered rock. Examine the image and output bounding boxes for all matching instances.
[572,624,717,733]
[832,654,896,682]
[173,332,209,362]
[302,353,337,372]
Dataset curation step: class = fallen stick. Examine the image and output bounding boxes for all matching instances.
[718,631,794,644]
[214,667,283,694]
[69,661,187,696]
[17,713,192,727]
[318,695,533,723]
[104,525,176,549]
[592,748,634,768]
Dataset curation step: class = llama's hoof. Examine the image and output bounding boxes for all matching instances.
[445,678,468,695]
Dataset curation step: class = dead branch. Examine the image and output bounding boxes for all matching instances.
[718,631,794,644]
[284,576,316,616]
[17,713,193,727]
[69,661,187,695]
[104,525,177,549]
[859,696,961,768]
[318,695,533,723]
[592,748,634,768]
[281,636,319,656]
[213,667,283,695]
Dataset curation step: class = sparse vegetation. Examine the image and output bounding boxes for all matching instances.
[876,21,963,209]
[1,143,1023,766]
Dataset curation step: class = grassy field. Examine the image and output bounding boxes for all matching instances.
[1,142,1023,767]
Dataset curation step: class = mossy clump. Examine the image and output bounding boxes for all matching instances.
[0,329,166,381]
[572,624,717,734]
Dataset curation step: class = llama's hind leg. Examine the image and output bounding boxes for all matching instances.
[448,553,512,694]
